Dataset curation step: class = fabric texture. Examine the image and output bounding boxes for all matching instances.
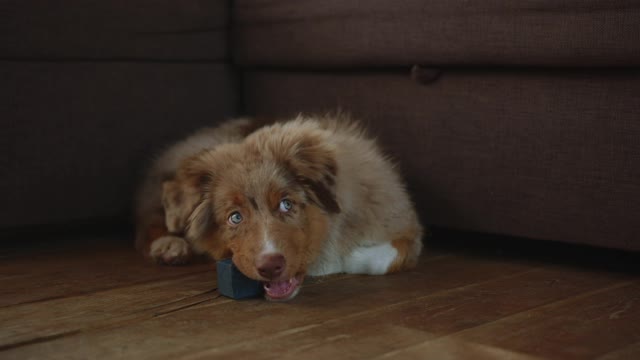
[1,62,237,227]
[1,0,229,60]
[242,70,640,251]
[234,0,640,68]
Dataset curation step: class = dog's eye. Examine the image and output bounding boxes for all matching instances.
[228,212,243,225]
[279,199,293,213]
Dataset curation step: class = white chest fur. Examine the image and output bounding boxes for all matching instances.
[307,241,397,276]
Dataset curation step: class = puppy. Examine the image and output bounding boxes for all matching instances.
[135,114,424,301]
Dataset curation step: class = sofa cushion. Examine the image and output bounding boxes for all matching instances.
[1,62,236,227]
[242,69,640,251]
[234,0,640,68]
[2,0,228,60]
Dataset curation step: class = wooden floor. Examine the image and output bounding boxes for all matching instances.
[1,230,639,359]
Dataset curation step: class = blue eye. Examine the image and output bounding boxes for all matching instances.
[279,199,293,213]
[228,212,243,225]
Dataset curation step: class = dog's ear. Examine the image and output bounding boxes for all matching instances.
[285,136,341,214]
[162,179,200,235]
[169,155,216,243]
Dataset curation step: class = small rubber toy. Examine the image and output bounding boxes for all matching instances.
[216,258,264,299]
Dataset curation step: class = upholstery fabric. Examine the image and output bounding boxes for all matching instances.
[243,70,640,250]
[1,0,229,60]
[234,0,640,67]
[1,62,237,226]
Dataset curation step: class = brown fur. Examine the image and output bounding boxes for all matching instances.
[387,227,422,273]
[135,114,424,297]
[177,136,337,280]
[134,118,255,263]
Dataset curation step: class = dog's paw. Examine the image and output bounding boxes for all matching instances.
[149,236,191,265]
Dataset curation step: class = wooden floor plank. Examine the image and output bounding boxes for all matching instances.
[183,266,628,360]
[0,272,221,349]
[0,244,211,307]
[2,235,638,360]
[0,251,446,351]
[0,254,534,359]
[389,281,640,359]
[597,341,640,359]
[0,241,450,308]
[382,339,546,360]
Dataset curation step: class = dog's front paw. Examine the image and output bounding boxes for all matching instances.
[149,236,192,265]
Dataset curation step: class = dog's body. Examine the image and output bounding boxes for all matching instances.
[135,114,423,300]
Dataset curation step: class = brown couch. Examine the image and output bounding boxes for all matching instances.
[3,1,639,251]
[2,1,237,226]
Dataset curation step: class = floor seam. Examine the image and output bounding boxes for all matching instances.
[372,280,635,359]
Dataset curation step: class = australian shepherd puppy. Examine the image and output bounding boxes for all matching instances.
[135,114,424,301]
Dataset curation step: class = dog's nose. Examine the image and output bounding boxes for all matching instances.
[256,253,285,279]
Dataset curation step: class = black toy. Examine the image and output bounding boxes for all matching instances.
[216,258,264,299]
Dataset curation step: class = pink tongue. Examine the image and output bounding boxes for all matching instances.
[264,280,292,297]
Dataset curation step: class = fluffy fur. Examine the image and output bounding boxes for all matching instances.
[135,114,424,300]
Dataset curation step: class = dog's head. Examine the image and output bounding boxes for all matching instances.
[175,122,340,300]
